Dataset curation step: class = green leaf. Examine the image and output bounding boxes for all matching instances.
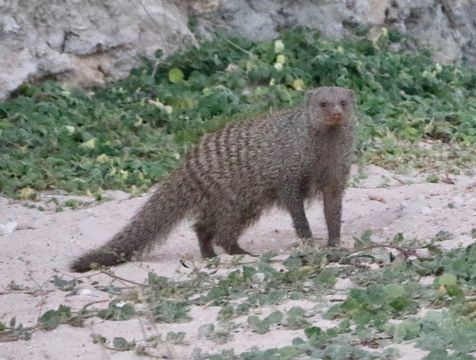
[248,311,283,334]
[91,334,106,344]
[283,254,302,271]
[433,230,453,242]
[387,319,421,342]
[435,273,464,296]
[97,302,135,321]
[354,229,373,249]
[153,300,190,323]
[39,305,72,330]
[218,305,234,320]
[260,251,278,262]
[267,310,283,323]
[248,315,270,334]
[112,337,134,350]
[51,275,76,291]
[168,67,184,83]
[285,306,309,329]
[437,273,458,287]
[391,232,405,245]
[314,267,338,288]
[147,272,168,288]
[389,296,410,311]
[166,331,186,344]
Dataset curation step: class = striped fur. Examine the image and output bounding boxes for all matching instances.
[70,86,356,272]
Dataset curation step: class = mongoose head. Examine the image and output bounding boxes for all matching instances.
[305,86,356,128]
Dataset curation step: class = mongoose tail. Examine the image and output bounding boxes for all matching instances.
[70,170,196,272]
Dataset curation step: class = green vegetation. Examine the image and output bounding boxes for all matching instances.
[1,28,475,198]
[2,236,475,358]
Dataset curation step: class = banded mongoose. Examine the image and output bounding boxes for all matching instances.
[71,86,356,272]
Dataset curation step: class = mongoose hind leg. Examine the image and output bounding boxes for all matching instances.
[193,215,217,258]
[214,205,262,256]
[223,241,251,255]
[214,224,252,256]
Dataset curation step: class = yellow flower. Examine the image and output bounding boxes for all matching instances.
[292,79,305,91]
[274,40,285,53]
[80,138,96,150]
[96,154,110,163]
[65,125,75,134]
[276,54,286,64]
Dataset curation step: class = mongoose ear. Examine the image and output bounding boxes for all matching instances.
[303,88,326,123]
[304,88,324,108]
[347,89,357,110]
[347,89,356,104]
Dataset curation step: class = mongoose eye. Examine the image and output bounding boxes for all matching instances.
[340,100,347,107]
[320,102,328,108]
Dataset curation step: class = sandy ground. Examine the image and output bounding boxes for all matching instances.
[0,165,475,359]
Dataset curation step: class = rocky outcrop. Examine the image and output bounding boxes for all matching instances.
[191,0,476,65]
[0,0,193,99]
[1,0,475,99]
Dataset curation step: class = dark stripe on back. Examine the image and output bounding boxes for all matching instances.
[184,144,209,197]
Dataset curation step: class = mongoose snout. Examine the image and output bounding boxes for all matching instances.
[319,97,352,126]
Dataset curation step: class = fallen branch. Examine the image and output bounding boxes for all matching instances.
[349,244,419,258]
[98,270,148,288]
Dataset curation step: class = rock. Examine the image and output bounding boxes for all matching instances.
[399,201,409,208]
[439,235,474,251]
[0,0,194,100]
[79,288,95,297]
[421,206,432,215]
[334,277,354,290]
[415,248,430,258]
[1,0,476,99]
[0,221,17,236]
[251,272,266,284]
[419,276,435,286]
[192,0,476,65]
[104,190,130,202]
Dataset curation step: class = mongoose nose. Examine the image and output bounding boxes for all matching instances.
[325,112,345,126]
[332,107,343,116]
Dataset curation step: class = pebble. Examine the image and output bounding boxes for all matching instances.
[79,288,97,297]
[104,190,130,201]
[334,277,353,290]
[421,206,432,215]
[0,221,17,235]
[251,273,266,284]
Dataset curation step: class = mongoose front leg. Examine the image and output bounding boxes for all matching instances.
[283,190,313,240]
[323,186,343,246]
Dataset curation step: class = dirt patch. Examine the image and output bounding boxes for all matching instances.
[0,165,475,359]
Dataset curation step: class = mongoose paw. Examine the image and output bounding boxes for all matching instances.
[327,238,341,247]
[201,251,218,259]
[301,236,319,247]
[222,244,251,256]
[296,229,313,239]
